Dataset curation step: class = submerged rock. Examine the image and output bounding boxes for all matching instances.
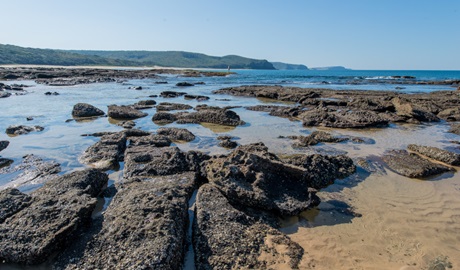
[55,172,196,270]
[382,149,453,178]
[0,169,107,264]
[407,144,460,165]
[79,132,127,170]
[194,184,304,270]
[107,105,148,120]
[71,103,105,118]
[5,125,44,135]
[0,140,9,152]
[157,127,196,142]
[203,143,321,215]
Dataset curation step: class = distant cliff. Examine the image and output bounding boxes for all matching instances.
[271,62,309,70]
[0,44,275,70]
[310,66,350,71]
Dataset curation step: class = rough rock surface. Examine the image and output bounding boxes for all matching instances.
[5,125,44,135]
[0,169,107,264]
[160,91,187,98]
[176,107,245,126]
[0,154,61,190]
[107,105,148,119]
[382,149,453,178]
[128,134,172,148]
[246,105,301,119]
[203,143,321,215]
[71,103,105,118]
[184,94,210,101]
[0,188,32,223]
[391,97,440,123]
[133,100,156,110]
[157,127,196,142]
[194,184,304,270]
[448,123,460,135]
[0,140,9,152]
[152,112,177,124]
[79,132,127,170]
[407,144,460,165]
[291,131,348,147]
[56,172,196,270]
[156,102,193,111]
[300,109,389,128]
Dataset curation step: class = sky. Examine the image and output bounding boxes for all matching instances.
[1,0,459,70]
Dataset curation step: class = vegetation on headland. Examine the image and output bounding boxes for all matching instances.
[0,44,276,69]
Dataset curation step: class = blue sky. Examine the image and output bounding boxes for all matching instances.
[1,0,459,70]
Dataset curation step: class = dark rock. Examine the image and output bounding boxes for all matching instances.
[176,82,194,87]
[0,188,32,223]
[0,92,11,98]
[0,141,8,152]
[124,146,190,179]
[122,128,152,137]
[194,184,304,270]
[155,81,168,84]
[407,144,460,165]
[44,91,59,95]
[134,100,157,109]
[176,107,245,126]
[448,123,460,135]
[218,139,238,149]
[56,172,196,270]
[157,127,196,142]
[107,105,148,120]
[79,132,127,170]
[128,134,172,148]
[217,135,233,141]
[0,158,14,169]
[246,105,302,119]
[5,125,44,135]
[292,131,348,147]
[156,102,193,111]
[129,86,142,90]
[26,117,34,121]
[160,91,187,98]
[382,149,453,178]
[300,109,389,128]
[152,112,178,124]
[281,154,356,188]
[0,169,107,264]
[203,143,320,216]
[0,154,61,189]
[149,94,158,98]
[116,120,136,129]
[184,94,210,101]
[72,103,105,118]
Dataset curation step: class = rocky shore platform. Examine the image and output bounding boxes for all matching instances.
[2,74,460,269]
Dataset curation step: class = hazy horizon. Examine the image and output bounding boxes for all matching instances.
[1,0,459,70]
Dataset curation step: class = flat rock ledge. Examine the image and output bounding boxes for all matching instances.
[0,169,108,264]
[6,125,44,135]
[382,149,453,178]
[407,144,460,165]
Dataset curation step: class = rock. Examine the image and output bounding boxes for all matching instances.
[392,97,440,122]
[176,82,194,87]
[79,132,127,170]
[55,172,196,270]
[246,105,302,119]
[152,112,178,124]
[203,143,320,215]
[281,154,356,188]
[448,123,460,135]
[0,154,61,190]
[116,120,136,129]
[26,116,34,121]
[0,169,107,264]
[407,144,460,165]
[0,188,32,223]
[437,108,460,121]
[128,134,172,148]
[157,127,196,142]
[134,99,157,109]
[71,103,105,118]
[107,105,148,120]
[155,81,168,84]
[44,91,59,95]
[5,125,44,135]
[194,184,304,270]
[300,109,389,128]
[124,145,191,179]
[122,128,152,137]
[184,94,210,101]
[218,139,238,149]
[0,92,11,98]
[176,107,245,126]
[0,141,9,152]
[129,86,142,90]
[156,102,193,111]
[160,91,187,98]
[291,131,348,147]
[382,149,453,178]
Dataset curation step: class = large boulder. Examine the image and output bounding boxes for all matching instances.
[194,184,304,269]
[157,127,196,142]
[55,172,196,270]
[300,109,389,128]
[203,143,320,216]
[176,107,245,126]
[6,125,44,135]
[0,169,108,264]
[382,149,453,178]
[407,144,460,165]
[71,103,105,118]
[79,132,127,170]
[152,112,177,124]
[107,105,147,119]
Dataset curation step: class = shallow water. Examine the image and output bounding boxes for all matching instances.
[1,70,460,269]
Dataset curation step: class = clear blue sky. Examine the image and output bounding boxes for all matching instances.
[2,0,459,70]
